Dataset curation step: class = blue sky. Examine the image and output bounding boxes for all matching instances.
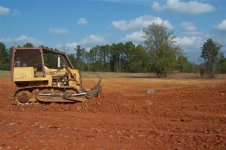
[0,0,226,62]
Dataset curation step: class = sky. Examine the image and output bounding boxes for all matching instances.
[0,0,226,62]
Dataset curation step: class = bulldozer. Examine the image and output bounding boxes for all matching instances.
[11,47,101,104]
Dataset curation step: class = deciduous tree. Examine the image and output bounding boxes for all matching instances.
[0,42,10,70]
[201,38,222,78]
[143,24,181,77]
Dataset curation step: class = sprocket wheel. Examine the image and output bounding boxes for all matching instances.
[15,91,31,104]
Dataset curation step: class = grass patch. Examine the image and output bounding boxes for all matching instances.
[0,70,10,77]
[81,71,226,79]
[81,71,155,78]
[1,69,225,79]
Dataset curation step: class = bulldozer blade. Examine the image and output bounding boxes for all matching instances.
[36,92,88,102]
[61,86,101,101]
[86,78,102,98]
[86,88,101,98]
[36,92,74,103]
[64,97,88,102]
[36,95,75,103]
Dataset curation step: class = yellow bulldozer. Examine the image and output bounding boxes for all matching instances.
[11,47,101,104]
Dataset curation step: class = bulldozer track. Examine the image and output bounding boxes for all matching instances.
[14,86,80,103]
[15,85,78,93]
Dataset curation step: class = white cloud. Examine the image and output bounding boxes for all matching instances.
[0,35,42,46]
[180,21,199,36]
[175,35,208,62]
[79,35,106,46]
[214,19,226,31]
[57,35,107,50]
[49,28,68,35]
[152,0,215,15]
[122,31,144,43]
[78,18,88,25]
[0,6,10,15]
[0,6,20,16]
[16,35,42,45]
[112,15,173,31]
[176,36,203,48]
[0,38,12,43]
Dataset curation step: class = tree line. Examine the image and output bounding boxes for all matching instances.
[0,24,226,78]
[0,42,197,73]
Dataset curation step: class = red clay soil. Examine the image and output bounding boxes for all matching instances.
[0,76,225,149]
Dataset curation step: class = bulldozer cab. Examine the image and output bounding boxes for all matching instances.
[12,48,73,75]
[13,48,44,77]
[11,47,84,89]
[43,50,72,70]
[11,48,74,81]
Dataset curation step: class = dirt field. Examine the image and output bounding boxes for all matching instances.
[0,74,226,149]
